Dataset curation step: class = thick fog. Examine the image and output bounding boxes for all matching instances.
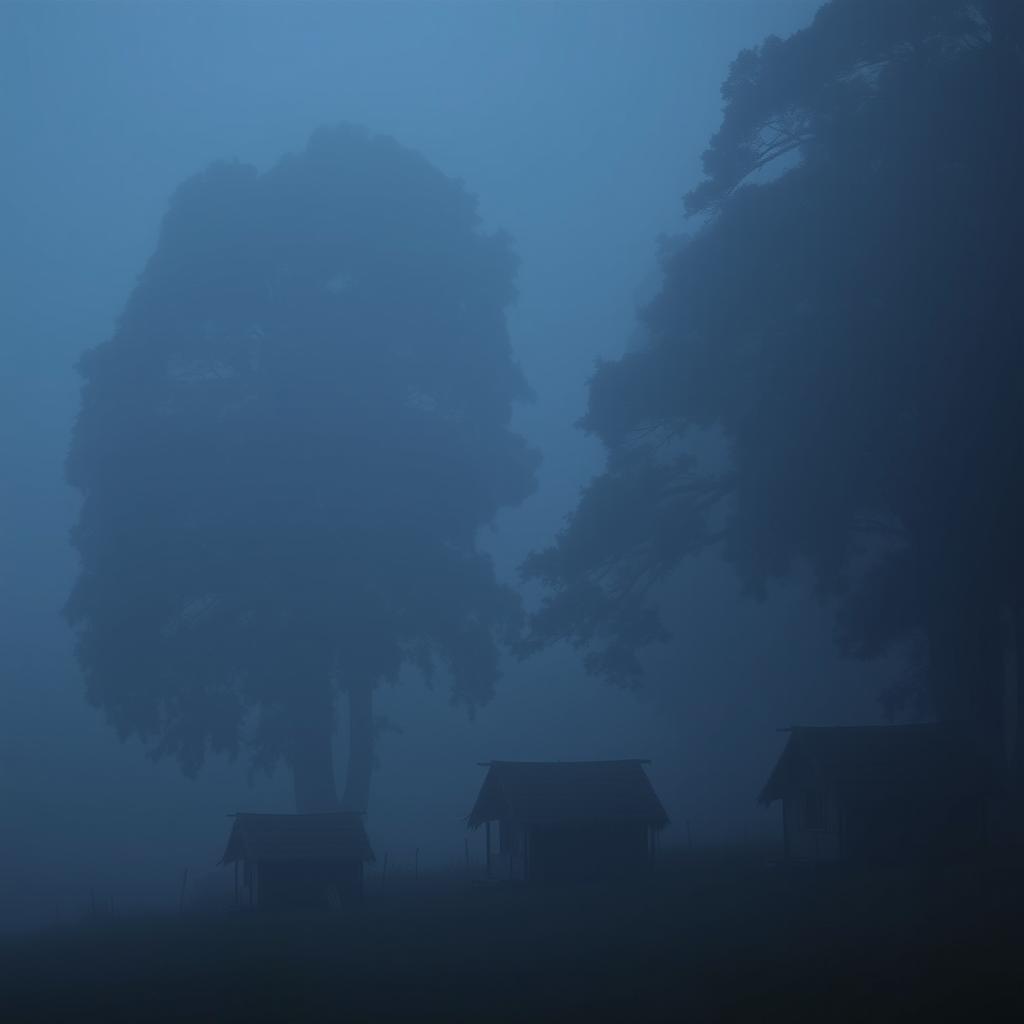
[0,1,889,931]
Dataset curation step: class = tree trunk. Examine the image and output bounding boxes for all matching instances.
[1001,605,1020,782]
[1003,604,1024,840]
[1014,606,1024,839]
[287,707,340,814]
[342,678,374,814]
[926,588,1002,748]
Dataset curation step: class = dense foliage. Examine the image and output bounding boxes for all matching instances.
[525,1,1024,752]
[66,125,539,811]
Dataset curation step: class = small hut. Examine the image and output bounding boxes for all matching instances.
[221,812,374,910]
[467,760,669,883]
[759,724,989,865]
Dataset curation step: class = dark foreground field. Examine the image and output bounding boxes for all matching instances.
[3,848,1023,1023]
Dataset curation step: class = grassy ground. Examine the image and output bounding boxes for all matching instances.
[2,847,1023,1022]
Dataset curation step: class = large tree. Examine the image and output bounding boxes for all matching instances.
[66,124,539,813]
[525,1,1024,769]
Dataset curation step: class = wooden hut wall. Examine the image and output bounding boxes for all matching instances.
[256,859,363,911]
[782,789,842,864]
[526,821,651,883]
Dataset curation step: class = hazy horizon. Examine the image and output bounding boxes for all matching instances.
[0,0,891,932]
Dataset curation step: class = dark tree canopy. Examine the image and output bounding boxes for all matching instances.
[525,1,1024,752]
[66,124,539,811]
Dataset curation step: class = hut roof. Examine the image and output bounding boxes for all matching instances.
[220,812,374,865]
[467,760,669,829]
[758,724,988,805]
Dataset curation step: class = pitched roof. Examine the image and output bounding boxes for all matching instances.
[220,812,374,865]
[759,724,989,805]
[467,760,669,829]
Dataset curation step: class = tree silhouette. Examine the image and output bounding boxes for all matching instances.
[66,124,539,812]
[524,0,1024,766]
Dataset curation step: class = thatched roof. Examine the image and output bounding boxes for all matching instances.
[759,724,989,806]
[467,760,669,829]
[220,812,374,865]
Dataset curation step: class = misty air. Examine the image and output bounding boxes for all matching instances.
[2,1,1023,1021]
